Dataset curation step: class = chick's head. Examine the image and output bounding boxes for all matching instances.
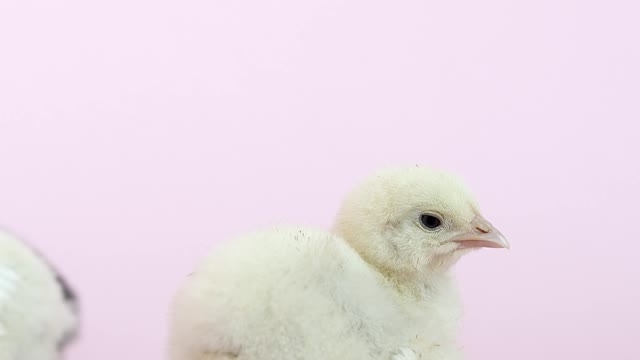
[334,166,508,277]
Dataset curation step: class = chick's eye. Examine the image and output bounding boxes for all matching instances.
[420,214,442,229]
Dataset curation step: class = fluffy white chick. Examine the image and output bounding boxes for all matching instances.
[168,166,509,360]
[0,231,78,360]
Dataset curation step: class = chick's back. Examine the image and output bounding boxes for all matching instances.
[0,232,77,360]
[168,226,403,360]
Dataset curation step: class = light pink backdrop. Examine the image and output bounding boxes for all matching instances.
[1,0,638,359]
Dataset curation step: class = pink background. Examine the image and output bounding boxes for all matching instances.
[1,0,638,359]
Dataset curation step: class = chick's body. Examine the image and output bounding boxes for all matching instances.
[169,167,508,360]
[170,227,461,360]
[0,232,77,360]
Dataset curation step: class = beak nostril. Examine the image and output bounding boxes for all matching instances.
[475,226,490,234]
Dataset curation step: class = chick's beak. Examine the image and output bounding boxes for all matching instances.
[450,215,509,249]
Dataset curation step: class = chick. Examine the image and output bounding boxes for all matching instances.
[168,166,509,360]
[0,231,78,360]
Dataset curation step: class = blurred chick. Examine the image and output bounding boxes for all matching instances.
[168,166,509,360]
[0,231,78,360]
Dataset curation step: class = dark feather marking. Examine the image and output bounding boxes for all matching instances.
[50,267,80,350]
[54,272,77,308]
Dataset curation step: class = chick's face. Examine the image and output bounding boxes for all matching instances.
[335,167,509,276]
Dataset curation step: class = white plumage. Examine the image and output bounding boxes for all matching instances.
[0,231,78,360]
[168,166,509,360]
